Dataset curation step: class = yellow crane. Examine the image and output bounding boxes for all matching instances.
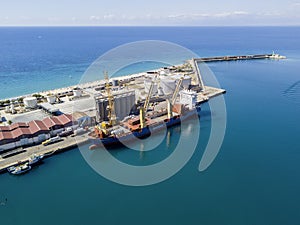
[140,75,157,129]
[167,76,184,119]
[104,71,117,127]
[171,77,183,105]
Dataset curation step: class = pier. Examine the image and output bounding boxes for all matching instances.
[0,134,89,173]
[194,53,286,63]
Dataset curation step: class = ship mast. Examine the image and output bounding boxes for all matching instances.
[104,71,116,126]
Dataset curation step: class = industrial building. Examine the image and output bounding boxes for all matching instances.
[95,90,136,122]
[23,97,38,109]
[179,90,197,110]
[0,114,77,152]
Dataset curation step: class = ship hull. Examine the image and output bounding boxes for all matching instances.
[90,126,151,148]
[89,106,201,149]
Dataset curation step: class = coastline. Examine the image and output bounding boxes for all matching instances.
[0,72,147,102]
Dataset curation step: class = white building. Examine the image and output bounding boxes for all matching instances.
[179,90,197,110]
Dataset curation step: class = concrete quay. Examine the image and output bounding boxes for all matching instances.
[0,134,89,173]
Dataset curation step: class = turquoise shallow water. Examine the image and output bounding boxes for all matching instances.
[0,27,300,225]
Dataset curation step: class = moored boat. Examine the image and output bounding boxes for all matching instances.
[89,106,200,149]
[8,163,31,175]
[28,154,44,165]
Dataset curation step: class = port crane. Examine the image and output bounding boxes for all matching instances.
[167,76,184,119]
[104,71,117,127]
[140,75,157,129]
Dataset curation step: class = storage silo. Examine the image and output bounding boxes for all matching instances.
[114,96,121,121]
[160,77,176,95]
[144,79,158,95]
[23,97,37,108]
[47,95,56,104]
[5,106,10,113]
[10,104,15,113]
[127,92,135,115]
[95,90,136,122]
[120,94,126,118]
[73,89,82,97]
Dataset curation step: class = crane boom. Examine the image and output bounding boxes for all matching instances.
[167,76,184,119]
[143,77,156,110]
[104,71,116,126]
[171,77,183,105]
[140,75,157,128]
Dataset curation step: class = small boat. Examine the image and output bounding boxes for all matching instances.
[28,154,44,165]
[269,52,286,59]
[7,166,16,173]
[8,163,31,175]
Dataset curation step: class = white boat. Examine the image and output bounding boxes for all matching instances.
[28,154,44,165]
[7,166,16,173]
[8,163,31,175]
[269,52,286,59]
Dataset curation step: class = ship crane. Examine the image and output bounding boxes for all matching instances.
[167,76,184,119]
[171,77,183,106]
[104,71,117,127]
[140,75,158,129]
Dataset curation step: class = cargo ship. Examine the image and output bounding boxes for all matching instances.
[88,73,201,149]
[88,105,201,148]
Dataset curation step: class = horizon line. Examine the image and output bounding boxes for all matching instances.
[0,24,300,28]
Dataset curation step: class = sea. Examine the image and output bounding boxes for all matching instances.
[0,27,300,225]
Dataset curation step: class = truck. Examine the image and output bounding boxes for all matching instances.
[73,127,87,136]
[42,136,62,146]
[59,127,73,137]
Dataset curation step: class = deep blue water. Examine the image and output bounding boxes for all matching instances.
[0,27,300,225]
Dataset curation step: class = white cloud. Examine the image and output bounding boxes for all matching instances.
[210,11,249,18]
[89,14,116,22]
[232,11,249,15]
[89,15,100,21]
[167,11,250,20]
[258,11,282,16]
[167,14,185,19]
[47,17,60,22]
[103,14,115,20]
[292,2,300,6]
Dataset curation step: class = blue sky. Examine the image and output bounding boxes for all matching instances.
[0,0,300,26]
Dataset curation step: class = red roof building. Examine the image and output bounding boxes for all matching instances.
[0,114,76,146]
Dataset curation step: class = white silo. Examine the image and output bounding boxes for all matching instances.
[73,89,82,97]
[5,106,10,113]
[127,92,135,115]
[144,79,158,95]
[160,70,166,76]
[23,97,37,108]
[121,95,125,119]
[10,104,15,113]
[160,77,176,95]
[114,96,121,121]
[47,95,56,104]
[125,93,133,116]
